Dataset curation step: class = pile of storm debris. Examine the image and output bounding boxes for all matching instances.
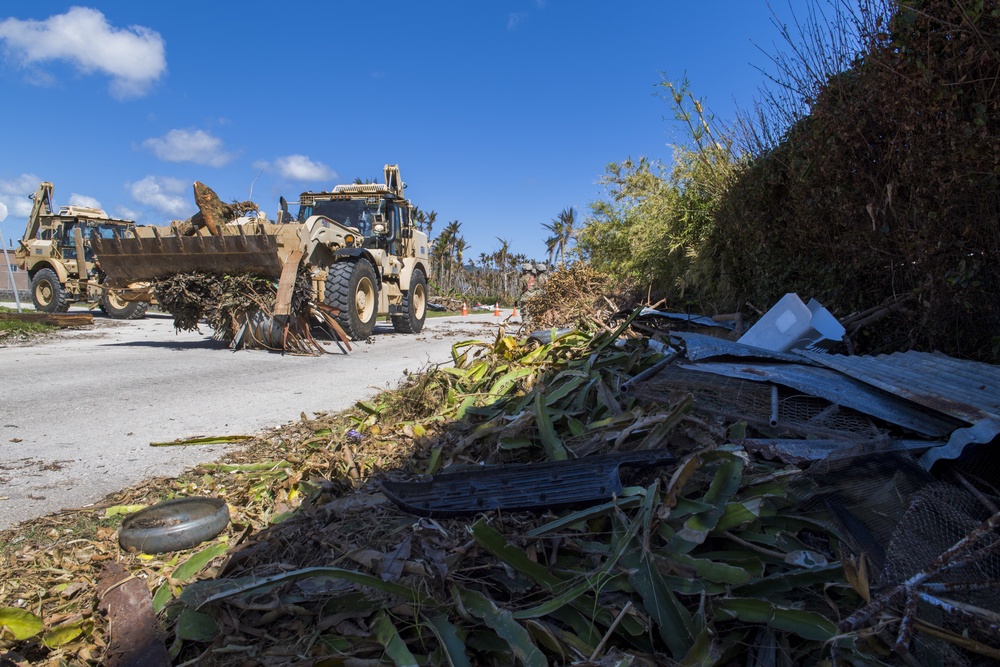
[145,182,349,354]
[2,294,997,667]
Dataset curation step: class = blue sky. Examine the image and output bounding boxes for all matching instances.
[0,2,801,262]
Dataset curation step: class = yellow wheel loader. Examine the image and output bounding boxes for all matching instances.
[92,165,430,340]
[14,182,150,319]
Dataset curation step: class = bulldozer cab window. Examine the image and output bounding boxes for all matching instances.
[62,223,121,261]
[301,199,373,237]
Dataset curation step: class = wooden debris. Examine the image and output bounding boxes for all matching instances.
[150,265,333,354]
[0,311,93,327]
[522,263,639,330]
[97,562,170,667]
[170,181,258,237]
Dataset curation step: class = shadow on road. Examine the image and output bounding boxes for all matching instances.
[99,338,223,350]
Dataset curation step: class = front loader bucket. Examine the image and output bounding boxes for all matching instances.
[92,227,286,287]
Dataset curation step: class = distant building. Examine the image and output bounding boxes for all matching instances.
[1,248,29,297]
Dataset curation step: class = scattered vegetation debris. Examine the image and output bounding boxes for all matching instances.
[4,310,995,666]
[149,435,253,448]
[522,263,639,330]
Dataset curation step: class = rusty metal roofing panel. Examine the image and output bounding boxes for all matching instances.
[800,351,1000,423]
[799,351,1000,468]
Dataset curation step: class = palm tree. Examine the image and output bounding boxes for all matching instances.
[422,210,438,238]
[542,208,577,266]
[454,238,468,282]
[440,220,462,290]
[544,235,559,267]
[495,237,511,295]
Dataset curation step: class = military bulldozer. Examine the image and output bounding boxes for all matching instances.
[92,165,430,340]
[14,182,150,319]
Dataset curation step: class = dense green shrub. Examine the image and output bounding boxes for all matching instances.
[707,0,1000,360]
[580,1,999,361]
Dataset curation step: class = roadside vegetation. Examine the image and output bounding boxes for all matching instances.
[573,0,999,362]
[427,0,998,362]
[0,306,56,343]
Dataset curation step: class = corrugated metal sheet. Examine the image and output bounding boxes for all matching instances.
[800,351,1000,468]
[801,351,1000,423]
[676,360,961,437]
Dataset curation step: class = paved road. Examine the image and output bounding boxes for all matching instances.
[0,307,513,530]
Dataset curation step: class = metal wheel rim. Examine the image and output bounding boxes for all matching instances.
[412,282,426,320]
[356,277,375,321]
[36,281,53,307]
[106,291,128,310]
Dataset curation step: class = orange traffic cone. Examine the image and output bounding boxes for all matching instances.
[461,301,468,316]
[512,304,518,318]
[493,302,501,317]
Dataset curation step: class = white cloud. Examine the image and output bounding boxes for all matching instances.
[0,7,166,99]
[68,193,102,210]
[508,12,527,29]
[129,176,189,217]
[0,174,43,218]
[141,129,235,167]
[114,206,141,221]
[273,155,336,182]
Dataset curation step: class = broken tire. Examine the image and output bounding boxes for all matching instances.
[391,267,427,334]
[326,259,378,340]
[30,268,70,313]
[119,497,230,554]
[99,290,149,320]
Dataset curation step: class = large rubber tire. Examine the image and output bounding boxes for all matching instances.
[391,268,427,334]
[30,268,70,313]
[99,290,149,320]
[326,259,379,340]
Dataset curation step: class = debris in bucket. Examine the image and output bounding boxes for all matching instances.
[150,264,339,354]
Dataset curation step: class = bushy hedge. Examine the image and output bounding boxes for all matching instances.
[705,0,1000,360]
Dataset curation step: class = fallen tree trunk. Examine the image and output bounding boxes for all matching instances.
[170,181,259,236]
